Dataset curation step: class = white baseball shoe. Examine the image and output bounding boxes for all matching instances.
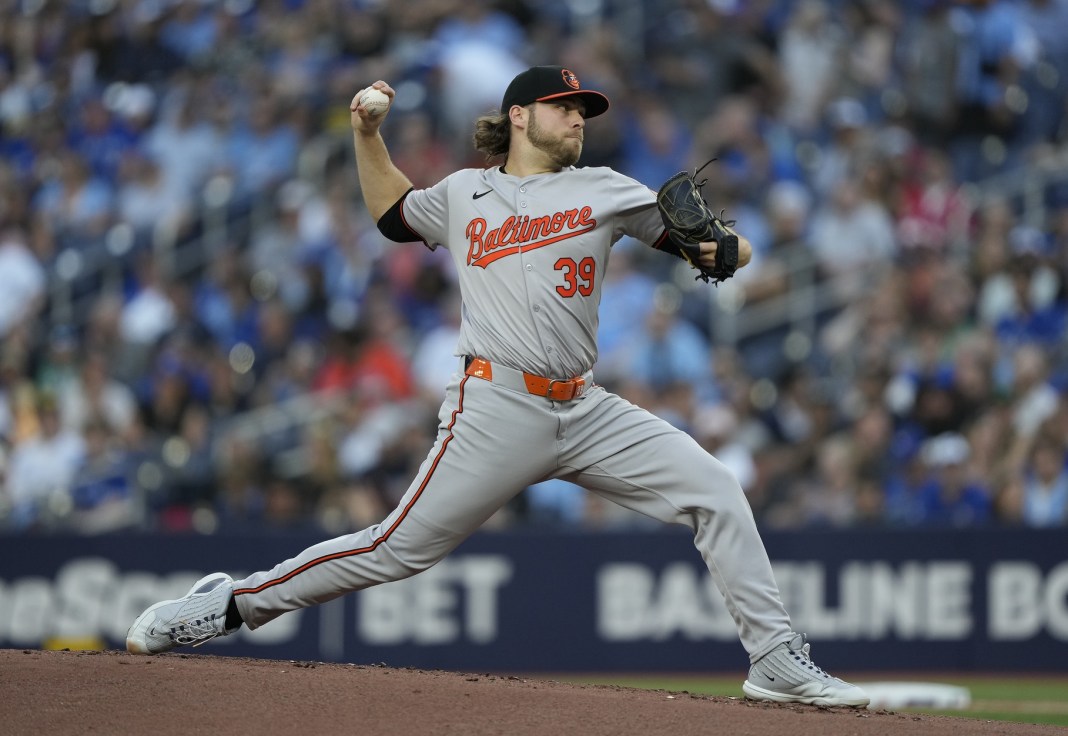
[126,573,239,655]
[742,633,870,707]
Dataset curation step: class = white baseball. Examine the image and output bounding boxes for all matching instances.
[360,88,389,116]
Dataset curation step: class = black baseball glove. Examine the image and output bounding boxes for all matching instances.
[656,161,739,284]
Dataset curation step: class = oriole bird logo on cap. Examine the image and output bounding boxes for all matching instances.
[561,69,580,89]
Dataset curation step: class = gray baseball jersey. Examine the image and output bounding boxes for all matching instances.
[403,166,664,377]
[231,165,793,663]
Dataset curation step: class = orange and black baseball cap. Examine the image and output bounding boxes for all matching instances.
[501,66,610,118]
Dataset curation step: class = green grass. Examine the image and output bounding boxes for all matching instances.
[563,674,1068,728]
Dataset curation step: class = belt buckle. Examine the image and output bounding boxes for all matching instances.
[547,377,583,401]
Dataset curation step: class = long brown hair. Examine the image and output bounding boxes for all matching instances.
[473,111,511,160]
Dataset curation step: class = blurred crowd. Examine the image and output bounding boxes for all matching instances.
[0,0,1066,535]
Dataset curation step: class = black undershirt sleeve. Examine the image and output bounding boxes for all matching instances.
[652,229,687,260]
[376,187,422,242]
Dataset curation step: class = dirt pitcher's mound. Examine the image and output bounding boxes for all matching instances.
[4,649,1061,736]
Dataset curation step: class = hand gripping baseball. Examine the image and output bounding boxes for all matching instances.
[656,160,739,285]
[350,83,394,134]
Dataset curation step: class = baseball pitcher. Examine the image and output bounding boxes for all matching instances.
[127,65,869,708]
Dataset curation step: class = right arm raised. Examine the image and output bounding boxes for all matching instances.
[349,82,414,221]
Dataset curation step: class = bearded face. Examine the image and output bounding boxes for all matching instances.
[525,105,583,168]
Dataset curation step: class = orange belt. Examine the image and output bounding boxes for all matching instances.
[464,357,590,401]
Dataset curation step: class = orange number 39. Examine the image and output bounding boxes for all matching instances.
[555,256,596,297]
